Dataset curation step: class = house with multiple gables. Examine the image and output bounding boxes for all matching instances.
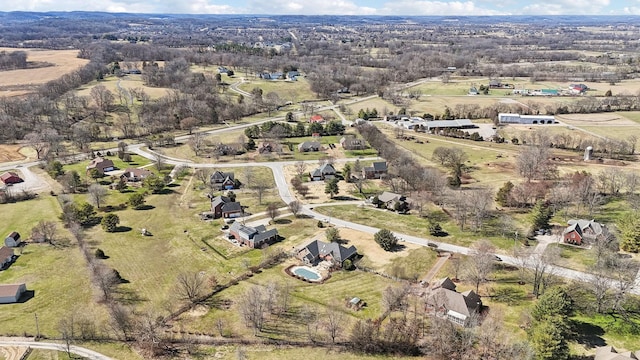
[0,283,26,304]
[86,157,115,175]
[339,136,366,150]
[563,219,607,246]
[296,239,357,268]
[0,246,14,269]
[363,161,388,179]
[0,171,22,185]
[120,168,152,182]
[210,195,243,219]
[209,171,236,190]
[426,277,482,327]
[258,141,280,154]
[298,141,321,152]
[595,346,640,360]
[309,163,336,181]
[229,222,278,248]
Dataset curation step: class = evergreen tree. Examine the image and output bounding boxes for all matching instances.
[496,181,514,207]
[374,229,398,251]
[324,178,339,198]
[530,200,552,232]
[617,213,640,253]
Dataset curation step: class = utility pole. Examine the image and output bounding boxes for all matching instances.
[35,313,40,340]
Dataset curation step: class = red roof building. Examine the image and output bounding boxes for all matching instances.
[309,114,325,123]
[0,171,22,185]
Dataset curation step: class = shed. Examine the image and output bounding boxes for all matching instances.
[4,232,21,247]
[0,283,26,304]
[0,172,22,185]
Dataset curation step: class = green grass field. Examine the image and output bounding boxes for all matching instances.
[313,205,518,251]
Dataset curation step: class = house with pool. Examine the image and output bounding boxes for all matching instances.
[296,239,357,268]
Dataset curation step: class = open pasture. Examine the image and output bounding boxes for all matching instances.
[0,48,89,97]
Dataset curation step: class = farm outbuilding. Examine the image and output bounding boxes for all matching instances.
[0,171,22,185]
[0,283,26,304]
[498,113,556,125]
[4,232,21,247]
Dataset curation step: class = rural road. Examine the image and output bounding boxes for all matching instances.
[0,339,114,360]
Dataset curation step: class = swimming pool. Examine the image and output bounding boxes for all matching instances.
[291,266,322,282]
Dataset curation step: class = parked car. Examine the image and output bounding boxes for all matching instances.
[427,242,438,248]
[494,255,503,262]
[221,224,229,230]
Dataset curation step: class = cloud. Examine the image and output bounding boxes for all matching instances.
[380,1,506,15]
[520,0,611,15]
[245,0,377,15]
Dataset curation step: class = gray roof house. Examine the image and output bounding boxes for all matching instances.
[563,219,606,246]
[310,163,336,181]
[363,161,388,179]
[210,171,236,190]
[297,239,357,267]
[86,157,115,175]
[298,141,321,152]
[340,136,366,150]
[427,277,482,327]
[210,195,243,219]
[229,223,278,248]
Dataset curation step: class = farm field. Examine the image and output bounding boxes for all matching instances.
[236,77,317,103]
[0,48,89,97]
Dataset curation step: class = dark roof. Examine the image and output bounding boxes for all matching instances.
[86,157,114,169]
[302,240,357,263]
[210,171,235,182]
[230,222,278,244]
[372,161,387,172]
[210,195,231,209]
[221,202,242,213]
[0,172,21,182]
[7,232,20,240]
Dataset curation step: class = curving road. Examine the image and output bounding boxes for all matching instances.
[0,339,114,360]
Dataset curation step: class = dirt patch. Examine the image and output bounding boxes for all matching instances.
[0,144,27,162]
[556,113,637,126]
[186,304,210,317]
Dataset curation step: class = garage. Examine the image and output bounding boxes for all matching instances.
[0,283,26,304]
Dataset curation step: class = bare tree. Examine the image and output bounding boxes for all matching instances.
[287,200,302,217]
[521,247,559,298]
[194,168,212,187]
[464,240,496,293]
[324,306,346,343]
[108,303,134,341]
[188,132,206,156]
[516,144,555,182]
[382,284,411,313]
[251,174,271,205]
[266,203,279,222]
[176,272,206,305]
[31,220,57,244]
[58,315,75,358]
[94,263,120,302]
[294,161,307,179]
[24,130,53,160]
[87,183,108,209]
[237,285,266,335]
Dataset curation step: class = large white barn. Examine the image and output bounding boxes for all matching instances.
[498,113,556,125]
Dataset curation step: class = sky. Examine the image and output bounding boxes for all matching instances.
[0,0,639,16]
